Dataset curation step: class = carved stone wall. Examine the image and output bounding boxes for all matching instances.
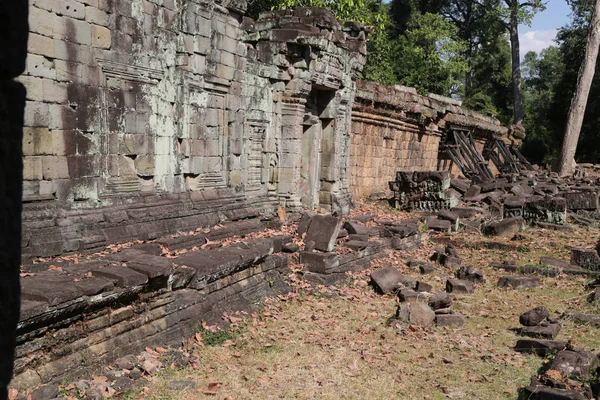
[350,81,518,199]
[19,2,366,260]
[244,8,367,214]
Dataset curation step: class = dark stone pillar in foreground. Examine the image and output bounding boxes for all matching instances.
[0,1,29,399]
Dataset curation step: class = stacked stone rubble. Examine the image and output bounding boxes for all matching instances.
[389,171,459,212]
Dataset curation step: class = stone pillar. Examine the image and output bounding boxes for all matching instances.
[0,0,28,397]
[278,99,305,210]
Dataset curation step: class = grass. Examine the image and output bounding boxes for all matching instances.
[76,204,600,399]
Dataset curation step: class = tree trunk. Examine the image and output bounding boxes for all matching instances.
[508,3,524,129]
[555,0,600,176]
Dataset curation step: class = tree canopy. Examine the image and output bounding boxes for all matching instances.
[246,0,600,165]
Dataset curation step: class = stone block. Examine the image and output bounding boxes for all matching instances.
[520,306,550,326]
[446,279,474,294]
[21,273,84,306]
[396,302,435,327]
[304,214,342,252]
[41,156,69,179]
[483,217,525,237]
[428,293,453,310]
[519,385,587,400]
[369,265,404,294]
[570,248,600,270]
[455,266,484,283]
[435,314,464,328]
[299,252,339,274]
[496,276,540,289]
[27,33,55,58]
[426,219,451,233]
[62,18,92,45]
[549,350,600,380]
[514,339,568,357]
[25,54,55,80]
[91,24,111,48]
[343,221,369,235]
[519,323,561,339]
[397,288,426,302]
[93,265,149,287]
[563,191,599,211]
[85,6,109,25]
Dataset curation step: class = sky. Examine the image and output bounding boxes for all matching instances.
[518,0,572,58]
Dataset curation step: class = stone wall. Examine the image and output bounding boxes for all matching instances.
[19,1,366,260]
[350,81,518,199]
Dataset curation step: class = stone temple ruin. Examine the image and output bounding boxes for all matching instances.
[13,0,600,392]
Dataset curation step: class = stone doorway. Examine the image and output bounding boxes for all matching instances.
[300,90,336,210]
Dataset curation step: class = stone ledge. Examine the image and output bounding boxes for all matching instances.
[12,236,291,389]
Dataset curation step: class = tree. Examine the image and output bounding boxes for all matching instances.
[555,0,600,175]
[521,47,564,163]
[495,0,546,130]
[392,12,468,95]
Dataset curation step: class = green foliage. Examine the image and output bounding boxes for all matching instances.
[393,12,468,95]
[200,327,244,346]
[521,47,564,164]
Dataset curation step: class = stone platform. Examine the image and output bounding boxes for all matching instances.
[13,214,398,389]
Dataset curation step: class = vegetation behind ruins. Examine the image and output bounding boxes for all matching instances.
[248,0,600,166]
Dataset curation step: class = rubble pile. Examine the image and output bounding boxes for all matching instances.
[389,169,600,229]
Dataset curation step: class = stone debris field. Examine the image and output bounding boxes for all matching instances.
[10,167,600,400]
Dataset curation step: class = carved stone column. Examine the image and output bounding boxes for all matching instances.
[278,98,306,210]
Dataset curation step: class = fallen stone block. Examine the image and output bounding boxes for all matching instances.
[283,243,300,253]
[520,323,561,339]
[304,214,342,252]
[563,191,599,211]
[520,306,550,326]
[435,314,464,328]
[514,339,567,357]
[483,217,525,237]
[397,302,435,327]
[570,248,600,271]
[439,254,462,268]
[398,288,429,303]
[524,196,567,224]
[348,234,369,242]
[450,179,471,194]
[564,312,600,328]
[419,264,435,274]
[519,385,587,400]
[497,276,540,289]
[534,222,573,231]
[31,385,60,400]
[297,212,316,237]
[455,266,485,283]
[540,257,570,269]
[446,279,474,294]
[451,206,484,219]
[370,265,404,294]
[437,210,460,231]
[550,349,600,380]
[343,221,369,235]
[415,281,432,293]
[345,240,369,251]
[429,293,453,310]
[300,252,339,274]
[426,219,452,233]
[391,235,421,251]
